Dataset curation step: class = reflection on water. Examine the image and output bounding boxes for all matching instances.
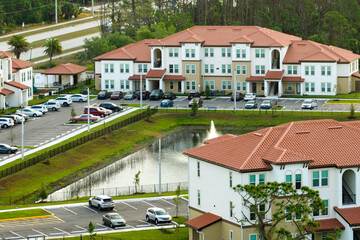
[49,128,217,200]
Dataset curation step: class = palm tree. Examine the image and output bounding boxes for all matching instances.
[8,35,29,59]
[43,37,62,68]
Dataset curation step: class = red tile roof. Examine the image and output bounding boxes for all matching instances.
[264,70,284,79]
[284,40,360,64]
[12,58,35,72]
[246,76,264,82]
[309,218,345,231]
[163,75,185,81]
[5,81,29,90]
[146,69,166,78]
[184,212,222,230]
[93,39,160,62]
[352,72,360,78]
[184,119,360,172]
[0,51,14,59]
[41,63,87,75]
[128,75,145,80]
[204,134,237,145]
[282,76,304,82]
[334,207,360,226]
[0,88,14,95]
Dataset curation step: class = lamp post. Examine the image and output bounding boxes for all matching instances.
[21,109,24,160]
[140,69,143,110]
[87,87,90,132]
[30,47,32,62]
[159,138,161,195]
[55,0,58,24]
[233,68,236,112]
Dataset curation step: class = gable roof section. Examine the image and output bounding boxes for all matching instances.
[282,76,304,82]
[308,218,345,232]
[352,72,360,78]
[146,69,166,78]
[264,70,284,79]
[12,58,35,72]
[0,51,14,59]
[246,76,264,82]
[204,134,237,144]
[184,212,222,230]
[41,63,87,75]
[334,207,360,226]
[184,119,360,172]
[5,81,29,90]
[0,88,14,95]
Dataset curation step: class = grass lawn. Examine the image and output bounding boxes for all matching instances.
[0,209,50,220]
[283,92,360,99]
[172,216,188,225]
[0,110,358,205]
[326,99,360,104]
[121,104,147,107]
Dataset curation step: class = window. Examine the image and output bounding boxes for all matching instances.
[222,48,226,57]
[261,83,264,91]
[260,49,265,58]
[105,80,109,89]
[259,174,265,185]
[322,66,331,75]
[322,232,329,240]
[125,64,129,73]
[169,48,173,57]
[205,64,214,74]
[293,66,298,75]
[110,80,114,89]
[210,64,214,73]
[305,83,315,92]
[186,49,189,58]
[287,83,292,90]
[110,64,114,73]
[256,65,265,74]
[313,171,319,187]
[288,66,292,75]
[227,48,231,57]
[259,204,265,219]
[321,171,328,186]
[287,66,298,75]
[323,200,328,215]
[321,83,326,92]
[210,48,214,57]
[120,64,128,73]
[230,230,233,240]
[242,65,247,75]
[286,174,292,184]
[205,48,209,57]
[191,65,196,74]
[191,49,195,58]
[28,88,32,97]
[169,64,179,73]
[230,201,233,217]
[185,65,190,74]
[120,64,124,73]
[327,83,331,92]
[236,65,241,75]
[285,205,292,221]
[250,235,257,240]
[120,80,124,89]
[125,80,130,89]
[255,49,260,58]
[321,66,326,76]
[138,64,143,73]
[250,205,256,220]
[295,173,301,189]
[205,80,209,88]
[105,64,109,73]
[222,65,226,74]
[222,81,226,90]
[250,175,256,185]
[191,81,196,90]
[210,80,215,90]
[197,190,201,205]
[138,64,147,73]
[27,71,31,80]
[197,161,200,177]
[237,82,241,91]
[261,66,265,74]
[305,66,309,75]
[242,49,246,58]
[174,48,178,57]
[311,66,315,75]
[311,83,315,92]
[186,81,190,90]
[227,65,231,73]
[236,49,240,58]
[205,64,209,74]
[229,172,233,187]
[227,81,232,90]
[21,72,25,82]
[242,82,247,91]
[170,81,174,90]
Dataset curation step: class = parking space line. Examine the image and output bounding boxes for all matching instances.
[295,99,301,104]
[96,223,110,229]
[75,225,86,230]
[138,219,152,225]
[62,207,77,215]
[161,198,176,207]
[142,200,156,207]
[10,231,24,239]
[120,201,137,210]
[53,227,70,235]
[82,205,98,213]
[32,229,48,237]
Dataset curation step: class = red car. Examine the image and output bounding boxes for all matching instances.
[84,107,108,118]
[110,91,124,100]
[69,114,101,123]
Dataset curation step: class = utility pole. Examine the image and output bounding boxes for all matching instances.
[55,0,58,24]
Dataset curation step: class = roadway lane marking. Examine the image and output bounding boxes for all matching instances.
[62,207,77,215]
[10,231,24,239]
[142,200,156,207]
[32,229,48,237]
[53,227,70,235]
[161,198,176,207]
[82,205,97,213]
[120,201,137,210]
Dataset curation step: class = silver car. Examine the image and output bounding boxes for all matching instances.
[102,213,126,228]
[70,94,87,102]
[89,195,114,210]
[301,99,318,109]
[29,105,48,114]
[146,207,172,225]
[16,108,43,117]
[44,101,61,111]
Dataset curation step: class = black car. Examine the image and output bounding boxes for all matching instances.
[137,91,151,100]
[99,102,123,112]
[188,91,200,100]
[231,92,244,101]
[98,90,111,99]
[0,144,17,154]
[163,92,176,100]
[149,89,164,100]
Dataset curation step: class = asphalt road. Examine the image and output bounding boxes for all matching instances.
[0,197,188,239]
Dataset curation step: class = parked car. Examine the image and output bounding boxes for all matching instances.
[301,99,318,109]
[69,114,100,123]
[231,92,244,101]
[160,99,174,107]
[163,92,176,100]
[89,195,114,210]
[29,105,48,114]
[136,91,151,100]
[150,89,164,100]
[10,113,28,121]
[260,100,273,109]
[245,100,258,109]
[44,100,61,111]
[98,90,111,99]
[70,94,87,102]
[16,108,43,117]
[98,107,113,115]
[188,91,200,100]
[124,91,137,100]
[244,93,256,101]
[84,107,108,118]
[99,102,123,112]
[55,96,72,106]
[146,207,172,225]
[0,118,14,128]
[110,91,124,100]
[102,213,126,228]
[0,144,17,154]
[189,98,203,108]
[0,115,22,124]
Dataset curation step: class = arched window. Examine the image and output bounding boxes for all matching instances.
[342,170,356,205]
[153,49,162,68]
[271,50,280,69]
[285,171,293,184]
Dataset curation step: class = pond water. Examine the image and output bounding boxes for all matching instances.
[47,126,246,201]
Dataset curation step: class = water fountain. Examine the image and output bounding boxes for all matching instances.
[207,120,219,139]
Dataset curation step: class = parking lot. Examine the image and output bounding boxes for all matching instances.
[0,197,188,239]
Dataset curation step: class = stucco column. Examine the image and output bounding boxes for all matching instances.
[159,78,164,91]
[146,79,150,91]
[264,81,269,97]
[246,82,251,93]
[300,82,304,95]
[181,81,185,93]
[278,80,283,97]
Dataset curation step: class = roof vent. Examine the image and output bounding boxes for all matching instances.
[254,133,263,137]
[207,28,216,31]
[296,131,310,134]
[328,126,342,130]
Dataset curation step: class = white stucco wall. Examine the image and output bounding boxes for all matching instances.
[301,62,337,95]
[163,47,182,75]
[101,60,134,91]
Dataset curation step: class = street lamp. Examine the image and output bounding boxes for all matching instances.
[140,68,143,110]
[233,68,236,112]
[21,109,24,160]
[29,47,32,62]
[87,87,90,132]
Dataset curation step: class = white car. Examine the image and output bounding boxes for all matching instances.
[29,105,48,114]
[146,207,172,225]
[88,195,114,210]
[44,101,61,111]
[16,108,43,117]
[301,99,318,109]
[55,96,73,106]
[0,118,14,128]
[98,107,112,115]
[70,94,87,102]
[244,93,256,101]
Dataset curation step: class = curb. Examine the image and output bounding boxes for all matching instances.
[0,214,53,222]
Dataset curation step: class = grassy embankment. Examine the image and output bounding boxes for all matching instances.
[0,209,51,220]
[0,110,357,206]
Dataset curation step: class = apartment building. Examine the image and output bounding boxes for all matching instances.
[94,26,360,96]
[183,119,360,240]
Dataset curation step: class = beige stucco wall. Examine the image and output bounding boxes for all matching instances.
[183,61,202,93]
[164,80,182,92]
[248,82,265,95]
[202,76,233,94]
[95,74,101,90]
[351,76,360,92]
[282,82,297,95]
[337,77,350,94]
